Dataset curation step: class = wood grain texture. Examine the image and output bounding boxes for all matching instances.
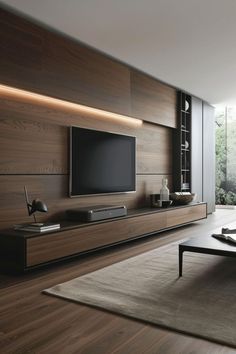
[42,31,131,116]
[0,7,174,232]
[0,116,68,174]
[0,7,131,116]
[136,123,173,174]
[131,70,177,128]
[166,204,207,228]
[0,96,173,175]
[26,212,167,266]
[0,174,173,229]
[0,94,173,228]
[0,7,45,88]
[0,209,235,353]
[0,7,178,127]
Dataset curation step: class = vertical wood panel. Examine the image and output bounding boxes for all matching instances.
[131,70,177,128]
[136,123,173,174]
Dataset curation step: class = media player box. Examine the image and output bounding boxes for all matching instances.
[66,205,127,222]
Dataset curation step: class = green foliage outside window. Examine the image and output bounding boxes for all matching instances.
[215,107,236,205]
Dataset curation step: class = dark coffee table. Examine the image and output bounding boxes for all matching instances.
[179,235,236,276]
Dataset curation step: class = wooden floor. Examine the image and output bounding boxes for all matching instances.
[1,209,236,354]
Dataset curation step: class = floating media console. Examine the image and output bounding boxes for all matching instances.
[66,205,127,222]
[0,203,207,273]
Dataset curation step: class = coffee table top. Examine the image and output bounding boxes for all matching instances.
[180,235,236,255]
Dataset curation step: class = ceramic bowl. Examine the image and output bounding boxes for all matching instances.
[170,193,196,205]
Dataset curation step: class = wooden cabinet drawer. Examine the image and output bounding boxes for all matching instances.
[26,212,166,266]
[0,203,207,271]
[166,204,207,228]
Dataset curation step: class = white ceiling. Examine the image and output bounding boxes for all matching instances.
[1,0,236,106]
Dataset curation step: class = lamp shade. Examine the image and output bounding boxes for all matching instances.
[29,199,48,215]
[24,186,48,222]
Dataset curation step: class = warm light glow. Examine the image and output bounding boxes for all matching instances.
[0,84,143,127]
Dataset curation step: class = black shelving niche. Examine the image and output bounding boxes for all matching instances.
[173,91,192,192]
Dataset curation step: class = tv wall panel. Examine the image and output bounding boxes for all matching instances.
[0,7,174,230]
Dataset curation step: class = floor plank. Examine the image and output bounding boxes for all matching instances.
[1,209,236,353]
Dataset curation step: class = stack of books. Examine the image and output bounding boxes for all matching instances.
[14,222,60,233]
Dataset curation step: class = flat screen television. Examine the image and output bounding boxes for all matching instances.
[70,126,136,197]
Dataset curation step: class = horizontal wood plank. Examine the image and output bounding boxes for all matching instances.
[26,212,167,266]
[166,204,207,228]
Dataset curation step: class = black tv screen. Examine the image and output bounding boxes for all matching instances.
[70,126,136,197]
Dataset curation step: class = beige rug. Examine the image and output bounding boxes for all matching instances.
[44,242,236,347]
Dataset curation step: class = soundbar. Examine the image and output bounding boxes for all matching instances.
[66,205,127,222]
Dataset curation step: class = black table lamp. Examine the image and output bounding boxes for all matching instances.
[24,186,48,223]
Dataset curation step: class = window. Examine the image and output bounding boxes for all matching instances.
[215,107,236,205]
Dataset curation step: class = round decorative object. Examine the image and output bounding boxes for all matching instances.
[185,100,189,112]
[185,141,189,149]
[170,193,196,205]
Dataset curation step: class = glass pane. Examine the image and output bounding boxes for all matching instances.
[215,106,236,205]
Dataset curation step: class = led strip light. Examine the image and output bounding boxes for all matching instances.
[0,84,143,127]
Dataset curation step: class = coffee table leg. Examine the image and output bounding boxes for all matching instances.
[179,246,184,277]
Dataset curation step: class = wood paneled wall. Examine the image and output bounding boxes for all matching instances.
[0,7,175,230]
[0,7,177,128]
[131,70,177,128]
[0,8,131,117]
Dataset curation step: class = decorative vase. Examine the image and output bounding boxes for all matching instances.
[160,178,169,201]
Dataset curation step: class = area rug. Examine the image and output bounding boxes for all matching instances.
[44,242,236,347]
